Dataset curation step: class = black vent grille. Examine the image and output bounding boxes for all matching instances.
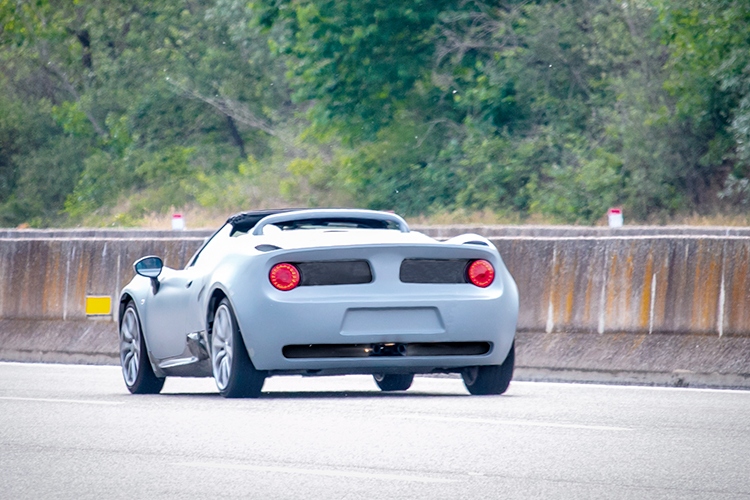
[399,259,470,284]
[298,260,372,286]
[283,342,491,359]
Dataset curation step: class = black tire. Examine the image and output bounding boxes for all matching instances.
[462,342,515,395]
[373,373,414,392]
[119,302,165,394]
[210,298,266,398]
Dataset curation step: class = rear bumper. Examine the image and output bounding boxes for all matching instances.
[233,283,518,371]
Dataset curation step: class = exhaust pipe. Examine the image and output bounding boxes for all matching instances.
[369,343,408,356]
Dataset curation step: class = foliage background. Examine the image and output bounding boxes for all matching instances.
[0,0,749,226]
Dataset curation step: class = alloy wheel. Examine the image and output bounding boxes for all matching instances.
[119,307,141,387]
[211,304,234,391]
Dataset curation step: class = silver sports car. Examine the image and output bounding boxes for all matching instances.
[118,209,519,397]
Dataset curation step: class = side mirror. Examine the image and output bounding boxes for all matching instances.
[134,256,163,294]
[134,256,163,278]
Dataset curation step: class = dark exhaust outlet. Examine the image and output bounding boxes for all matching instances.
[370,343,403,356]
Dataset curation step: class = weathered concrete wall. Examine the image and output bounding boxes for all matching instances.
[0,238,204,321]
[1,232,749,387]
[0,318,119,364]
[0,237,204,365]
[492,236,750,336]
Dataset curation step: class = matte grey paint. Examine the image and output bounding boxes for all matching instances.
[119,209,519,379]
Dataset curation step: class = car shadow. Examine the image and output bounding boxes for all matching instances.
[260,391,470,399]
[150,390,518,399]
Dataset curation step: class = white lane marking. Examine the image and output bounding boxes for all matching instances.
[0,396,123,406]
[175,461,458,484]
[0,362,118,370]
[510,380,750,395]
[390,414,633,432]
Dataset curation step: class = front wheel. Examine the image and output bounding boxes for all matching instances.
[119,302,165,394]
[462,342,515,395]
[210,299,265,398]
[373,373,414,392]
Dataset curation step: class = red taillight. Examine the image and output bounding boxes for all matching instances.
[467,259,495,288]
[269,263,300,291]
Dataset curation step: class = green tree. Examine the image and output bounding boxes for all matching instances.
[659,0,750,206]
[2,0,749,226]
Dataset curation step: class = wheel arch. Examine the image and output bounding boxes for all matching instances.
[205,285,258,364]
[206,287,228,338]
[118,293,136,327]
[118,292,164,378]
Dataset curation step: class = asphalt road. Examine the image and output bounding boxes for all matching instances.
[1,363,749,500]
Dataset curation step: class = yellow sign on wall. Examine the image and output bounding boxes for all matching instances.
[85,296,112,316]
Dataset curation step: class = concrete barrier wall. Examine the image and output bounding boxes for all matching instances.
[0,237,205,365]
[493,236,750,336]
[0,238,205,321]
[0,231,749,387]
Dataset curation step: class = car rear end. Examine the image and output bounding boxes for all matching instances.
[225,239,518,374]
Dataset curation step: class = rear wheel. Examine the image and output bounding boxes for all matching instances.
[119,302,165,394]
[462,342,515,395]
[373,373,414,392]
[210,299,265,398]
